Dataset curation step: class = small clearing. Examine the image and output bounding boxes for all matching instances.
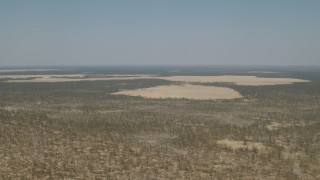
[216,139,269,153]
[112,84,242,100]
[266,122,291,130]
[266,121,314,130]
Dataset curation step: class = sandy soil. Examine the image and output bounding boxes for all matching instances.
[98,110,124,114]
[157,75,310,86]
[266,122,312,130]
[0,74,152,82]
[4,76,148,83]
[266,122,290,130]
[1,74,309,86]
[216,139,269,153]
[112,84,242,100]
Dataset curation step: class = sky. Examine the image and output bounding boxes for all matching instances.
[0,0,320,66]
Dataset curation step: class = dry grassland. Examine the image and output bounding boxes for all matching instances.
[0,69,318,179]
[112,84,242,100]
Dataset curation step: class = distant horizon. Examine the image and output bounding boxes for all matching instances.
[1,64,320,69]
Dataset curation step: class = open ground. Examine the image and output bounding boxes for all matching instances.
[112,84,242,100]
[1,73,309,86]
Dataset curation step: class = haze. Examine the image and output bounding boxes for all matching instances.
[1,0,320,66]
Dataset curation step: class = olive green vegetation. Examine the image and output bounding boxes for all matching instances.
[0,67,320,179]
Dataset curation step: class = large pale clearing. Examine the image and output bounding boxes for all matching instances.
[157,75,309,86]
[112,84,242,100]
[1,74,309,86]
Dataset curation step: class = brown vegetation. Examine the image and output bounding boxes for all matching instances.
[0,68,319,179]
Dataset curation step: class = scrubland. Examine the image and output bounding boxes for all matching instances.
[0,67,319,179]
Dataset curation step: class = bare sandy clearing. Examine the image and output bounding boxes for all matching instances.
[98,110,124,114]
[1,75,130,82]
[2,74,309,86]
[266,122,291,130]
[216,139,269,153]
[266,121,314,130]
[2,106,19,112]
[112,84,242,100]
[2,74,154,82]
[5,76,147,82]
[158,75,310,86]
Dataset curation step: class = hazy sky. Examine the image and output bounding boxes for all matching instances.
[1,0,319,66]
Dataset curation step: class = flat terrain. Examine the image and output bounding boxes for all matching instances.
[112,84,242,100]
[1,73,309,86]
[216,139,269,153]
[0,66,319,179]
[158,75,310,86]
